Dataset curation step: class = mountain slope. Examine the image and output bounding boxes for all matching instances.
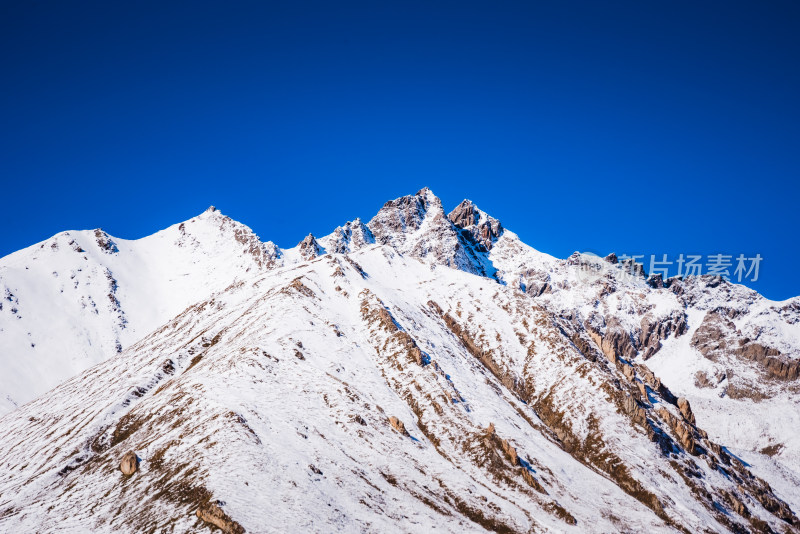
[1,246,796,533]
[0,188,798,533]
[0,207,277,414]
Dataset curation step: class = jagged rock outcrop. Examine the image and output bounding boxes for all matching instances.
[657,407,697,455]
[639,311,687,360]
[203,206,282,269]
[388,416,409,436]
[1,188,800,533]
[93,229,119,254]
[366,188,490,275]
[448,199,503,251]
[320,218,375,254]
[586,317,637,363]
[638,365,678,404]
[692,310,799,381]
[484,423,520,465]
[297,233,323,261]
[677,397,695,425]
[196,501,245,534]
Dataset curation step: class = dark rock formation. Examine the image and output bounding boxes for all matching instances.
[639,311,687,360]
[447,199,503,251]
[297,234,323,261]
[692,311,799,380]
[94,229,119,254]
[657,407,697,455]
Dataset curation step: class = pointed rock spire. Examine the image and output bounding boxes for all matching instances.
[367,188,443,245]
[297,233,323,261]
[320,218,375,254]
[364,188,491,276]
[448,199,503,251]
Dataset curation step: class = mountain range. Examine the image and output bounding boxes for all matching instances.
[0,188,798,533]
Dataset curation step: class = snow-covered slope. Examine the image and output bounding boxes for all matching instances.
[0,207,279,414]
[0,188,798,533]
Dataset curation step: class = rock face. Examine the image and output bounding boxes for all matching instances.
[297,234,323,261]
[677,397,695,425]
[639,311,687,360]
[365,188,490,275]
[196,501,245,534]
[388,416,409,436]
[319,219,375,254]
[119,451,138,475]
[447,199,503,251]
[691,310,800,398]
[586,318,637,363]
[1,188,800,534]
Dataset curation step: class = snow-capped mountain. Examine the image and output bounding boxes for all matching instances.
[0,188,798,533]
[0,207,279,415]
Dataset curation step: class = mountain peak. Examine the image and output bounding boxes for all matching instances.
[319,218,375,254]
[415,186,440,204]
[297,233,323,260]
[3,191,800,534]
[448,199,503,251]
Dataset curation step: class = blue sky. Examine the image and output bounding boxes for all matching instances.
[1,1,798,299]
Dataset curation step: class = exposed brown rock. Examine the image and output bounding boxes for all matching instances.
[447,200,504,251]
[484,423,520,465]
[500,438,519,466]
[639,312,687,360]
[677,397,696,425]
[119,451,138,476]
[520,468,548,494]
[637,364,678,405]
[622,394,647,425]
[586,320,637,363]
[196,501,245,534]
[427,300,443,316]
[297,234,323,261]
[324,219,374,254]
[376,307,398,332]
[693,370,725,389]
[723,490,750,518]
[389,416,409,436]
[621,364,636,382]
[567,332,600,362]
[543,502,577,526]
[93,229,119,254]
[692,311,799,381]
[657,407,697,455]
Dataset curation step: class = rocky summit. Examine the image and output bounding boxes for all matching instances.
[0,188,799,533]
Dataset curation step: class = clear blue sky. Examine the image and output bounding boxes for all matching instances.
[1,1,798,299]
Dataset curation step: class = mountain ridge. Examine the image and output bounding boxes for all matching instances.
[1,188,799,533]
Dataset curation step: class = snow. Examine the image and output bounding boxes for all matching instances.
[0,209,274,414]
[0,187,798,532]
